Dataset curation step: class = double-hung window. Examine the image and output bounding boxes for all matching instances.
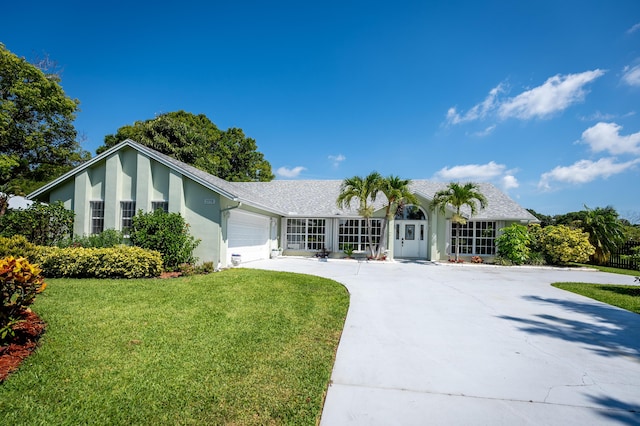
[90,201,104,235]
[120,201,136,231]
[285,218,326,250]
[151,201,168,212]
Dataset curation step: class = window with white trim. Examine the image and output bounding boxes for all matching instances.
[151,201,168,212]
[90,201,104,235]
[285,218,326,250]
[338,219,381,252]
[451,221,496,255]
[120,201,136,231]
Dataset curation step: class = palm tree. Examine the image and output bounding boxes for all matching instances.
[377,175,419,259]
[431,182,487,262]
[579,205,625,265]
[336,172,383,257]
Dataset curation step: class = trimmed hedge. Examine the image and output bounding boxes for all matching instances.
[0,236,163,279]
[0,235,41,262]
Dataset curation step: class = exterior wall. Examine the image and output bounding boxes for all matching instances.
[40,146,236,266]
[182,179,221,266]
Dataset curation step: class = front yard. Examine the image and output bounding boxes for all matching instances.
[0,269,349,425]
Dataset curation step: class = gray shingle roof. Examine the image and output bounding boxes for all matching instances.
[235,180,538,221]
[28,139,538,222]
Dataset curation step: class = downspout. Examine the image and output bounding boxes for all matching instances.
[221,200,243,213]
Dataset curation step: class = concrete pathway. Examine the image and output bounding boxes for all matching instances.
[244,258,640,425]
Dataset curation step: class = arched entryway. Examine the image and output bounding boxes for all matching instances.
[394,205,428,258]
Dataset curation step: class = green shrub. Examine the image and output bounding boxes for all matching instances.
[497,257,514,266]
[196,261,216,274]
[58,229,125,248]
[496,224,531,265]
[0,201,74,246]
[1,256,47,344]
[527,251,547,266]
[540,225,595,264]
[40,246,163,278]
[0,235,41,262]
[129,210,200,271]
[342,244,355,257]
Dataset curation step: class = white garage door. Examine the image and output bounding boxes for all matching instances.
[228,210,271,264]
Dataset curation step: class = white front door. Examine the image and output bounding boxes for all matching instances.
[395,220,426,258]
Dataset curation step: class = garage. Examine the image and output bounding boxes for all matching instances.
[228,210,271,264]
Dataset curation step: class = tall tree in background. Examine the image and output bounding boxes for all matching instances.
[377,175,418,259]
[336,172,383,257]
[99,111,274,182]
[431,182,487,262]
[0,43,90,194]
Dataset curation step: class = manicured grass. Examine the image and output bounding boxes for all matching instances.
[0,269,349,425]
[552,282,640,314]
[570,263,639,277]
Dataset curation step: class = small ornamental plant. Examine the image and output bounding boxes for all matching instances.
[0,256,46,344]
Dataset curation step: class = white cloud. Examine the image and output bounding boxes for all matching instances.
[502,174,519,190]
[434,161,520,191]
[622,64,640,87]
[627,22,640,35]
[498,70,605,119]
[579,110,616,121]
[538,157,640,190]
[328,154,346,167]
[446,84,504,125]
[579,122,640,155]
[471,125,497,137]
[435,161,506,180]
[446,70,604,126]
[276,166,306,178]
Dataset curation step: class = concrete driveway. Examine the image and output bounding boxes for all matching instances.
[244,258,640,425]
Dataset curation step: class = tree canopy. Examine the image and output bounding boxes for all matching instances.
[0,43,90,194]
[98,111,274,182]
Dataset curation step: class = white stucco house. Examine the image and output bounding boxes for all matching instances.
[28,139,538,267]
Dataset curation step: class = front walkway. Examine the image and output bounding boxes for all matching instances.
[244,258,640,425]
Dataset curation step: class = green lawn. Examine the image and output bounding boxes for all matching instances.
[0,269,349,425]
[552,282,640,314]
[570,263,639,277]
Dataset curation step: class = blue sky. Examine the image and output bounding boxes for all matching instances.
[3,1,640,218]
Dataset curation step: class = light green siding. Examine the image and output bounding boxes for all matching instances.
[183,180,221,265]
[151,160,169,202]
[135,154,151,211]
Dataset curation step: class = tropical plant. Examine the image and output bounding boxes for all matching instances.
[430,182,488,262]
[577,205,626,265]
[377,175,419,259]
[496,223,531,265]
[342,244,355,258]
[336,172,383,257]
[1,256,46,344]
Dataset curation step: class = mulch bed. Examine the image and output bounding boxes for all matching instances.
[0,310,46,383]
